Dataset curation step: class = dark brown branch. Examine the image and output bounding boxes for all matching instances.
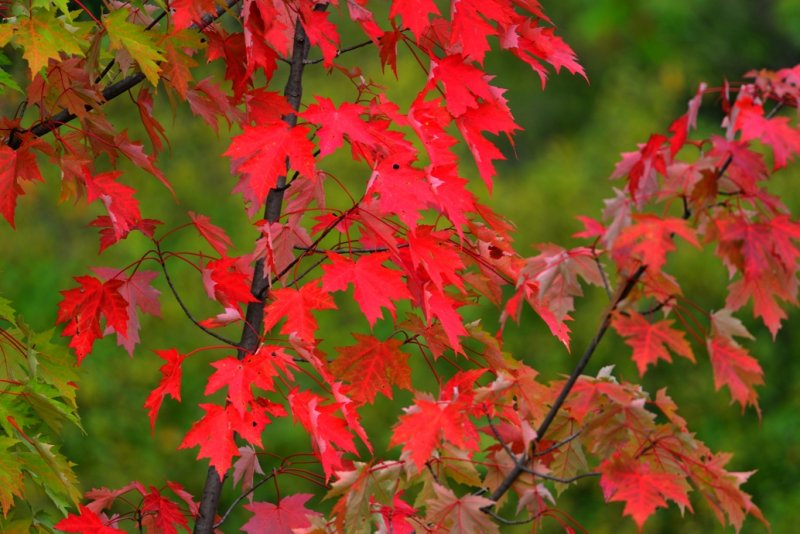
[7,0,242,150]
[192,5,322,533]
[293,244,408,254]
[532,429,583,457]
[485,265,647,507]
[304,38,375,65]
[519,468,599,484]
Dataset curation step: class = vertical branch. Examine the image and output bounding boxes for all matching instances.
[192,8,318,534]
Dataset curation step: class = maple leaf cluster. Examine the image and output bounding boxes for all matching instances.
[1,0,799,532]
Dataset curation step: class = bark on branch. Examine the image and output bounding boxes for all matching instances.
[192,6,321,532]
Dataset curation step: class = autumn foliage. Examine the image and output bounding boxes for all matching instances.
[1,0,799,532]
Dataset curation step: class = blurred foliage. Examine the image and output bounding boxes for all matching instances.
[1,0,799,532]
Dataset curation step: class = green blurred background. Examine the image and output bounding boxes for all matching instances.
[2,0,800,531]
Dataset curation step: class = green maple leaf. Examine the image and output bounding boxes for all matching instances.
[11,9,88,75]
[104,8,164,85]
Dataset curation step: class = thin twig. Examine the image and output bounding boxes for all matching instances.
[213,471,277,529]
[485,510,536,526]
[155,242,241,348]
[592,249,612,299]
[533,429,583,457]
[485,416,522,464]
[305,38,375,65]
[293,245,399,254]
[519,468,599,484]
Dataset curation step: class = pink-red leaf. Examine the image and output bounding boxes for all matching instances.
[612,215,699,273]
[143,349,186,431]
[707,335,764,412]
[613,310,695,376]
[190,211,232,256]
[288,390,358,480]
[242,494,321,534]
[599,453,692,531]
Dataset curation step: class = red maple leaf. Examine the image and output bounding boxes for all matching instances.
[390,371,483,470]
[301,97,375,157]
[372,493,416,534]
[502,275,571,349]
[408,97,458,167]
[455,100,520,189]
[612,215,699,273]
[253,220,311,282]
[92,268,161,356]
[503,21,586,88]
[425,164,476,234]
[144,349,187,431]
[367,154,435,227]
[429,54,497,118]
[57,275,130,361]
[449,0,497,63]
[204,348,286,415]
[299,6,340,68]
[186,77,241,132]
[0,138,45,227]
[289,389,358,480]
[692,452,766,531]
[54,505,126,533]
[242,494,321,534]
[179,403,240,476]
[83,168,142,243]
[332,334,412,404]
[421,284,468,352]
[707,335,764,412]
[179,401,283,477]
[612,310,695,376]
[140,486,189,534]
[202,257,257,317]
[599,452,692,530]
[171,0,217,29]
[322,252,411,326]
[389,0,439,39]
[405,225,465,291]
[226,122,316,207]
[189,211,232,256]
[715,214,800,337]
[733,95,800,169]
[263,283,337,341]
[84,482,145,515]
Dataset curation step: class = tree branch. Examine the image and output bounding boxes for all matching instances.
[304,38,375,65]
[7,0,242,150]
[485,265,647,507]
[192,5,323,533]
